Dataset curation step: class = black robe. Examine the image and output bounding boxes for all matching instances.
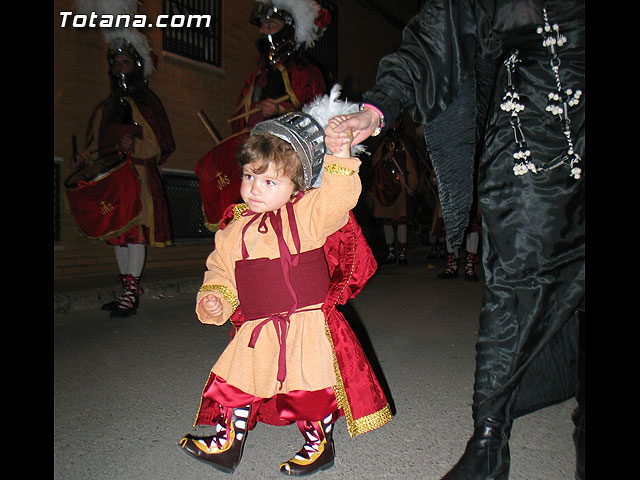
[363,0,585,421]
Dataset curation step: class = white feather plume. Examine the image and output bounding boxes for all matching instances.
[102,27,154,77]
[303,84,367,156]
[75,0,154,77]
[255,0,325,48]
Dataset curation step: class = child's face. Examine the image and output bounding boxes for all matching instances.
[240,161,297,213]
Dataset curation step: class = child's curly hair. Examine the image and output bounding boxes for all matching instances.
[236,133,305,191]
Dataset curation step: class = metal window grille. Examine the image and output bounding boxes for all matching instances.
[163,171,214,241]
[162,0,222,67]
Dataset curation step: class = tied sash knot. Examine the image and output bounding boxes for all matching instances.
[240,193,305,389]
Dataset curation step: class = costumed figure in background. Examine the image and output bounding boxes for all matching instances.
[179,86,391,476]
[436,205,482,281]
[370,119,418,266]
[231,0,330,133]
[196,0,330,231]
[326,2,584,479]
[73,1,175,318]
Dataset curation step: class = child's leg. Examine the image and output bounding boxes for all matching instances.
[179,404,251,473]
[279,411,336,475]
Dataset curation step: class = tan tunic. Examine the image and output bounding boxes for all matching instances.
[196,155,362,399]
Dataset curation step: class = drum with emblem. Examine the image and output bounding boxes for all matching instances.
[64,152,142,240]
[195,132,249,231]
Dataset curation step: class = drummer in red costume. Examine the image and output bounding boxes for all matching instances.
[180,86,391,476]
[196,0,329,231]
[231,0,329,133]
[75,26,175,318]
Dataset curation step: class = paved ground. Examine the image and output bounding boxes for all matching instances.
[54,247,578,479]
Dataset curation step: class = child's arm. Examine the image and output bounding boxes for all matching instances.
[195,231,239,325]
[296,121,359,240]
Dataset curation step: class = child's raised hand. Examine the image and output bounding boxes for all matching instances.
[325,109,379,155]
[327,115,353,158]
[199,294,223,317]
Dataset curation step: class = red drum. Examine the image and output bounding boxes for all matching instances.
[195,131,248,231]
[65,153,142,240]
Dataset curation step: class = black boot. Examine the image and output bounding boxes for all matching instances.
[440,417,511,480]
[383,244,397,264]
[180,404,251,473]
[398,243,408,266]
[110,274,140,318]
[437,253,458,279]
[101,274,126,311]
[464,252,479,281]
[279,412,336,476]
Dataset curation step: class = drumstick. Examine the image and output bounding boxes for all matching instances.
[226,95,290,123]
[197,110,222,145]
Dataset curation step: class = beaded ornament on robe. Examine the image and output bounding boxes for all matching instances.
[500,7,583,180]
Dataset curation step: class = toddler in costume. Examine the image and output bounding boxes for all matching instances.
[179,86,392,476]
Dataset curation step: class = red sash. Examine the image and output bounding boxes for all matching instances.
[235,248,329,320]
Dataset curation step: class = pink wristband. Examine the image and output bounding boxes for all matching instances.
[362,103,384,120]
[360,103,385,136]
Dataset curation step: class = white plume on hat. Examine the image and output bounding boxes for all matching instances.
[75,0,154,77]
[102,27,155,77]
[255,0,328,48]
[303,84,367,156]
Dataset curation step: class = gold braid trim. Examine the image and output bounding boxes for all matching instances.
[231,203,249,222]
[203,203,249,233]
[198,284,239,314]
[324,215,392,437]
[325,324,352,429]
[276,64,301,108]
[324,164,355,176]
[351,404,393,436]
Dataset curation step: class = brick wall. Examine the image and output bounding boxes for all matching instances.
[53,0,419,280]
